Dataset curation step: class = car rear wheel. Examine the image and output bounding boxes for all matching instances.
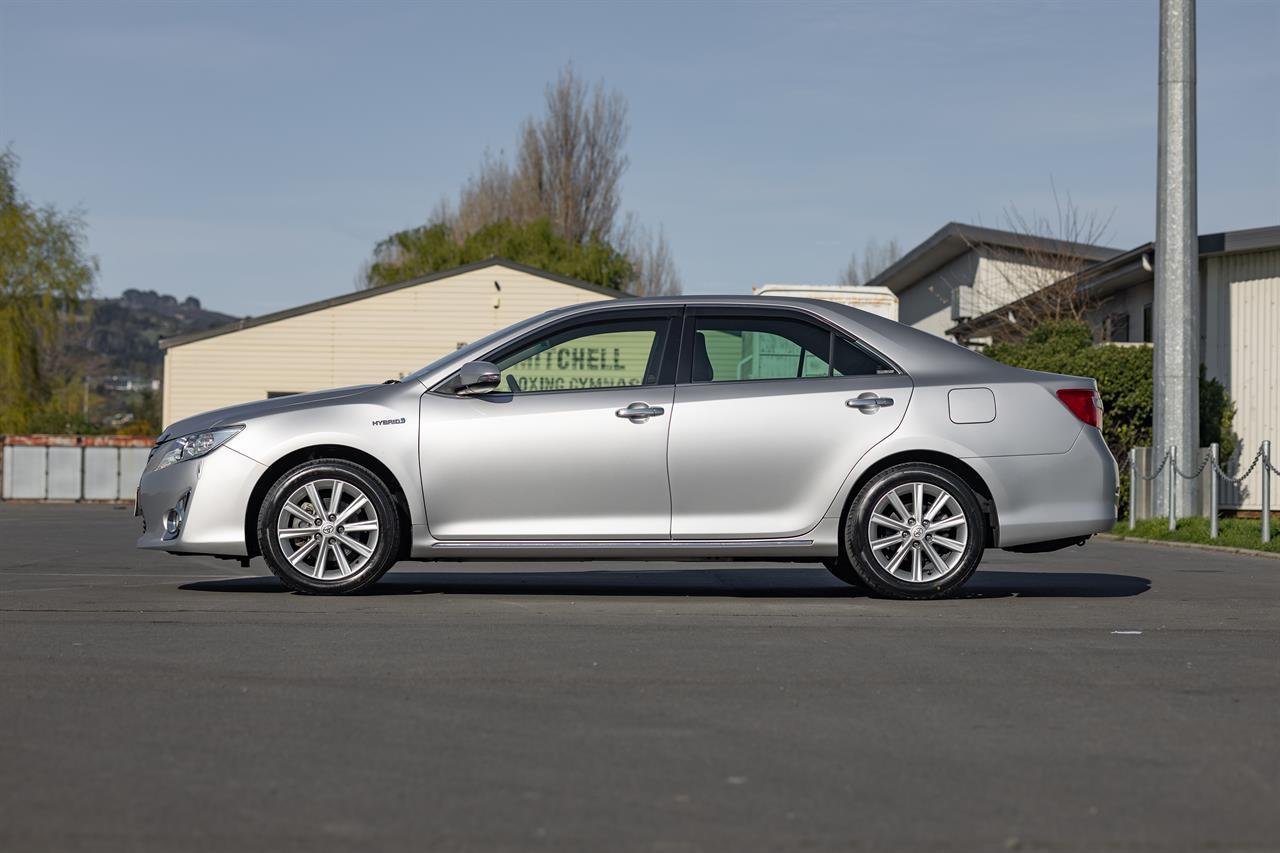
[257,459,400,595]
[843,463,984,600]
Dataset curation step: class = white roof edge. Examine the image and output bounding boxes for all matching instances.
[753,284,896,295]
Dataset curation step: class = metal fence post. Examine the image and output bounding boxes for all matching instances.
[1128,448,1138,530]
[1167,446,1177,531]
[1209,443,1219,539]
[1263,440,1271,545]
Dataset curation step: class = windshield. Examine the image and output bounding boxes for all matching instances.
[406,311,556,383]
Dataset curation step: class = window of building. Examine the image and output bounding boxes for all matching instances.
[690,315,893,383]
[1142,303,1153,343]
[1105,312,1131,343]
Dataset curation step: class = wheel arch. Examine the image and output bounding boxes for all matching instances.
[837,450,999,550]
[244,444,413,559]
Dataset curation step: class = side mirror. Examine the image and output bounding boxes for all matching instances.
[456,361,502,396]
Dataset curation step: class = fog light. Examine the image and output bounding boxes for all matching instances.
[162,491,190,541]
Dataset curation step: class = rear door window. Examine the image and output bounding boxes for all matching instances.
[689,314,893,383]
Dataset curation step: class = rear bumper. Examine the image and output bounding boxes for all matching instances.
[135,446,264,556]
[976,427,1117,548]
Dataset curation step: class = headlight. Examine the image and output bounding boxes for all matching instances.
[151,426,243,471]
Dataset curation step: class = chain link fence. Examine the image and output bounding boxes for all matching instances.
[1129,440,1275,543]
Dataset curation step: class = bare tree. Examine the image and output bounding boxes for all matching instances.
[516,65,629,244]
[959,185,1115,343]
[618,215,682,297]
[453,150,524,239]
[361,64,680,294]
[837,237,903,286]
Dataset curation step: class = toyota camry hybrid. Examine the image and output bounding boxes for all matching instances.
[136,296,1117,599]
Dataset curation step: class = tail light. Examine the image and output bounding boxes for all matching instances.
[1056,388,1103,429]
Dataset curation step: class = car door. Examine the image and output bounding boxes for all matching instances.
[419,308,681,540]
[667,306,913,539]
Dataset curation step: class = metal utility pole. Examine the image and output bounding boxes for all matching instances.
[1153,0,1199,518]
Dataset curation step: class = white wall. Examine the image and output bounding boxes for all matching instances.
[1202,248,1280,510]
[897,249,1073,340]
[896,252,978,338]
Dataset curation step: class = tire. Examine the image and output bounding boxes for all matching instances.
[257,458,401,595]
[842,463,985,600]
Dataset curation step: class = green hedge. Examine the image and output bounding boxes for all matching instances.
[984,321,1238,508]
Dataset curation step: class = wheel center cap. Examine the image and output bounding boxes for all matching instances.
[911,525,925,539]
[322,524,334,535]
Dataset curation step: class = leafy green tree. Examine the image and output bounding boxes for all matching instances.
[366,218,634,291]
[985,320,1238,507]
[0,148,97,432]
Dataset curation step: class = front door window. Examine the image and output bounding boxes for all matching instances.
[493,317,671,394]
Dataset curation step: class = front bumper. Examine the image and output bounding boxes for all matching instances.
[136,446,265,556]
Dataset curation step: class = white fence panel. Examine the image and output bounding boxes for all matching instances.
[84,448,121,499]
[1,438,153,501]
[4,446,48,499]
[119,448,149,500]
[46,447,83,499]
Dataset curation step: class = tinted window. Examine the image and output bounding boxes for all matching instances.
[492,317,670,393]
[690,315,892,382]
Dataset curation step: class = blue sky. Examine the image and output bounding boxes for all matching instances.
[2,0,1277,317]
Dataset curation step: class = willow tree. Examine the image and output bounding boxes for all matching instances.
[0,148,97,432]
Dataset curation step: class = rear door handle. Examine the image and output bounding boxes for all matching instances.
[846,394,894,413]
[616,403,666,420]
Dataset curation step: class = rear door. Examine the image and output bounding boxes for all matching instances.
[667,306,912,539]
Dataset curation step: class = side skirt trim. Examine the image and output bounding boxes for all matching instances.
[430,539,813,550]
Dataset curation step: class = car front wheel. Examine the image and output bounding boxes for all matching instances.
[257,459,401,595]
[843,463,985,600]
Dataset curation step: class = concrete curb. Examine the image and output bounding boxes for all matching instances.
[1097,533,1280,560]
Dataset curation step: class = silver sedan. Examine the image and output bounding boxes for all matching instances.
[137,296,1117,599]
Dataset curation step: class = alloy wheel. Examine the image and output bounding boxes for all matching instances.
[865,481,969,584]
[275,478,380,580]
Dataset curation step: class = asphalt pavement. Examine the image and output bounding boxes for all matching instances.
[1,503,1277,852]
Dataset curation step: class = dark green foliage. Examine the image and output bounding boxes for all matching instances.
[366,219,634,291]
[985,321,1238,507]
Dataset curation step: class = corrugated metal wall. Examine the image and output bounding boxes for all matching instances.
[1203,248,1280,510]
[162,265,616,425]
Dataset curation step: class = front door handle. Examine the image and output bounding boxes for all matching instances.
[616,402,666,421]
[846,394,894,413]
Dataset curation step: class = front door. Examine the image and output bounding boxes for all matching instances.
[419,310,680,539]
[667,308,912,539]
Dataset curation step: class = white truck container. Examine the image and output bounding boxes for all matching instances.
[752,284,899,322]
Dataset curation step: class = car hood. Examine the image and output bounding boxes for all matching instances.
[158,384,381,441]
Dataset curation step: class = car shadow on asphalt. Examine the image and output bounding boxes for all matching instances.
[179,568,1151,598]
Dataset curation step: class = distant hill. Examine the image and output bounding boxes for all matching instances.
[62,289,237,380]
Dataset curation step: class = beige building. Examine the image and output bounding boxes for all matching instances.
[160,259,623,424]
